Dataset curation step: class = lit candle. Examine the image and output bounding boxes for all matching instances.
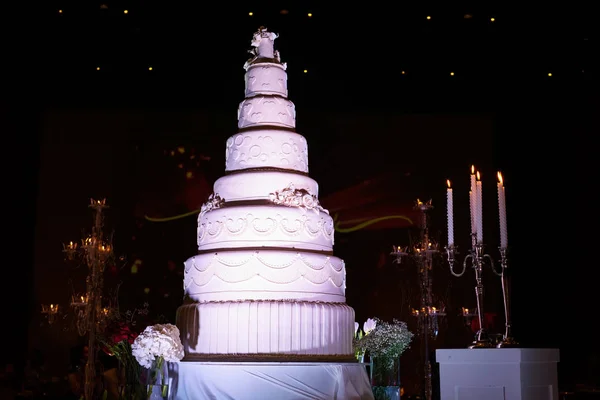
[470,165,477,236]
[497,172,508,248]
[446,180,454,246]
[476,171,483,243]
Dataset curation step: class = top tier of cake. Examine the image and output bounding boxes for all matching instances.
[238,28,295,130]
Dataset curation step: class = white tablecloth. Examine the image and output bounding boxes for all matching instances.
[168,361,374,400]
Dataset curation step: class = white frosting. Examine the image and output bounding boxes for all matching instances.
[177,300,354,355]
[225,130,308,173]
[178,29,356,359]
[237,96,296,129]
[197,205,334,252]
[245,63,288,98]
[184,250,346,302]
[214,171,318,201]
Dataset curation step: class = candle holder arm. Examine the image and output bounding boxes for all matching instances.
[446,246,467,277]
[484,254,503,276]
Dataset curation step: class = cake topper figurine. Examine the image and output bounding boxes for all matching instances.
[245,27,286,70]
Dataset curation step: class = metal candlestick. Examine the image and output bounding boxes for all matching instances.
[445,234,501,348]
[392,199,446,400]
[496,247,519,348]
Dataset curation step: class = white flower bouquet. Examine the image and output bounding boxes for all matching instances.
[132,323,184,398]
[354,318,413,370]
[353,318,378,362]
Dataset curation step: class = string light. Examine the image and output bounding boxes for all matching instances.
[81,65,569,80]
[81,64,570,80]
[51,9,582,82]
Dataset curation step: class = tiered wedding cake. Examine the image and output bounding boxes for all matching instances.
[172,28,372,400]
[177,26,354,361]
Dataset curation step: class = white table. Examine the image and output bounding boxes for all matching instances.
[436,348,560,400]
[168,361,374,400]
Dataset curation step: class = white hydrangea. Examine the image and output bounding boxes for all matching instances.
[132,323,185,368]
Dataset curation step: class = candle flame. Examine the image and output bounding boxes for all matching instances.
[471,165,475,174]
[446,179,451,188]
[476,171,481,181]
[497,171,503,185]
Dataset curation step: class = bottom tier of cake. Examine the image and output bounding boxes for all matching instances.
[177,300,355,359]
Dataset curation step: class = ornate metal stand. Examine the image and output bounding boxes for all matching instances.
[445,234,502,348]
[392,199,446,400]
[496,247,518,348]
[60,199,115,400]
[445,168,518,349]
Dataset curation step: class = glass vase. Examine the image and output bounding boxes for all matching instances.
[369,356,401,400]
[145,357,169,399]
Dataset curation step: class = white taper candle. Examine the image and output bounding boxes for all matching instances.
[497,172,508,248]
[470,165,477,236]
[476,171,483,243]
[447,180,454,246]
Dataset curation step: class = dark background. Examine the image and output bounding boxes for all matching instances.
[3,0,598,395]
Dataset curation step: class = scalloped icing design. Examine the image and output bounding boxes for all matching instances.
[197,206,334,251]
[237,96,296,129]
[185,251,344,287]
[183,251,346,302]
[177,300,354,355]
[225,131,308,173]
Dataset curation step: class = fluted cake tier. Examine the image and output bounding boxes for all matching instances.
[184,250,346,302]
[177,300,354,358]
[197,204,334,252]
[225,130,308,173]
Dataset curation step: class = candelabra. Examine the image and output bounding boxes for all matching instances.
[391,199,446,400]
[445,169,518,349]
[445,235,502,348]
[41,304,60,325]
[63,198,115,400]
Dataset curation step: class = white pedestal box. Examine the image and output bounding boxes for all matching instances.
[436,348,560,400]
[168,361,375,400]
